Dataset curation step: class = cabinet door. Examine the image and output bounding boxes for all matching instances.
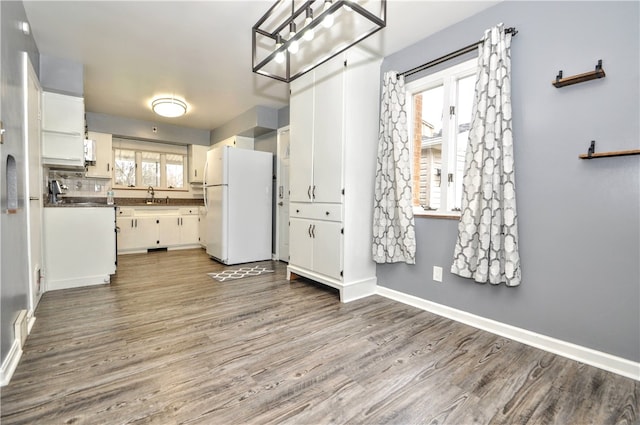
[289,72,315,203]
[289,218,314,270]
[188,144,208,183]
[157,217,181,247]
[117,217,138,251]
[312,220,343,280]
[41,132,84,167]
[180,215,200,245]
[312,56,344,204]
[134,217,160,249]
[41,92,84,134]
[86,131,113,178]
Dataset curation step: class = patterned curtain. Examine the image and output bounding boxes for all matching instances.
[451,24,521,286]
[372,71,416,264]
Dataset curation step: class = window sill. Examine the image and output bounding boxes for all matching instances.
[413,209,460,220]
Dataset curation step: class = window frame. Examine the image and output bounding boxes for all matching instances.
[405,58,477,218]
[112,139,188,191]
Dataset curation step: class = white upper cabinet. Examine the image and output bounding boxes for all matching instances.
[312,56,344,204]
[289,71,315,203]
[290,57,344,204]
[85,131,112,178]
[188,144,209,183]
[41,92,85,167]
[41,92,84,134]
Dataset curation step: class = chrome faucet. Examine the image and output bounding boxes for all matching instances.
[146,186,155,203]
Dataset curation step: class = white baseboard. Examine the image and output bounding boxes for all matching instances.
[27,313,36,334]
[47,275,111,291]
[342,277,378,303]
[0,340,23,387]
[376,286,640,381]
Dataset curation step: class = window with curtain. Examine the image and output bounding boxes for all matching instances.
[112,139,187,190]
[405,58,476,216]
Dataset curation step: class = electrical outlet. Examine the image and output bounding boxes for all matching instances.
[433,266,443,282]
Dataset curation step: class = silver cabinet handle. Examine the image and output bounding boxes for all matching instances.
[307,185,311,200]
[312,185,316,199]
[308,224,312,238]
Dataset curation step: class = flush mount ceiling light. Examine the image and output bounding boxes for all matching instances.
[151,96,187,118]
[252,0,387,83]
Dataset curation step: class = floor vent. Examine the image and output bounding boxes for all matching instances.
[148,247,168,253]
[14,310,28,348]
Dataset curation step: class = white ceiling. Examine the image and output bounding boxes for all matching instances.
[23,1,498,131]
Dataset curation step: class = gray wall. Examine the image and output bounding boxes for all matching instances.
[86,112,210,146]
[39,54,83,96]
[0,0,40,362]
[377,1,639,362]
[277,105,290,128]
[209,105,278,144]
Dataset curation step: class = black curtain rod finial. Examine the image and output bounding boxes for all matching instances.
[505,27,518,36]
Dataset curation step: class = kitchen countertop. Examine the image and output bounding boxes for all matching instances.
[45,197,204,208]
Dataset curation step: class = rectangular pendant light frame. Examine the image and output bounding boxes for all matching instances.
[252,0,386,83]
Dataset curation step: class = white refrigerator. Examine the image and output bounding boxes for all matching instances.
[204,145,273,265]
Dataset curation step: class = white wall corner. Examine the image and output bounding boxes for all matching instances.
[376,286,640,381]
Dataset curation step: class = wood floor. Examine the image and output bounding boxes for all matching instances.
[1,249,638,425]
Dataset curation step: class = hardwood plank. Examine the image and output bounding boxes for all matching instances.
[1,249,637,425]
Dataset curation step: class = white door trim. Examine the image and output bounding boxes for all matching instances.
[23,52,43,321]
[275,126,290,262]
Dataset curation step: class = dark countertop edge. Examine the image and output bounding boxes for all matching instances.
[47,197,204,208]
[44,203,117,208]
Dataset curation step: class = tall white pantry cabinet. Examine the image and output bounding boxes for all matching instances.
[287,49,381,302]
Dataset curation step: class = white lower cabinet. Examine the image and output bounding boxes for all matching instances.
[290,216,342,281]
[198,206,207,247]
[116,207,202,254]
[180,215,199,245]
[117,216,157,251]
[44,207,116,290]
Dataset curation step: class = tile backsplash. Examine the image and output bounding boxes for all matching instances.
[48,170,111,198]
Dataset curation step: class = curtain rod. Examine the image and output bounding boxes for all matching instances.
[398,27,517,79]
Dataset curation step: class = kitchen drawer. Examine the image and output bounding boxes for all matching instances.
[179,207,199,215]
[117,207,134,217]
[290,203,342,222]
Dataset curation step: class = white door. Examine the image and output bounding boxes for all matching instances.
[276,127,290,262]
[24,53,43,311]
